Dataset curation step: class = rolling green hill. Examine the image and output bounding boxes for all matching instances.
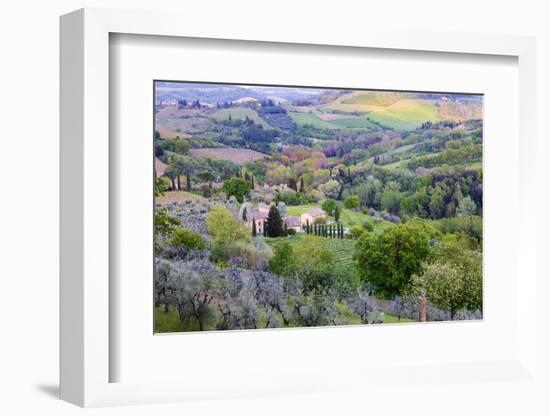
[323,91,482,130]
[289,111,376,130]
[207,107,273,129]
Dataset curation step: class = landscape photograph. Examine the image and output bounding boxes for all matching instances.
[153,81,483,333]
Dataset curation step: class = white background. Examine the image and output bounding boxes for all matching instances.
[1,1,549,415]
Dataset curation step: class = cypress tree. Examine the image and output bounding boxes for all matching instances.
[300,177,305,192]
[263,220,267,237]
[251,175,255,189]
[334,205,340,222]
[252,219,257,237]
[266,205,284,237]
[306,219,310,234]
[284,223,288,237]
[186,172,191,191]
[242,207,248,221]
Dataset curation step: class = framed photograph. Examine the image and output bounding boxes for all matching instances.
[152,80,484,334]
[60,8,538,408]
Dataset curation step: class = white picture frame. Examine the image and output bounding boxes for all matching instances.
[60,7,538,408]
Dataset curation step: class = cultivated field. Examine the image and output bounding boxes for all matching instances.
[155,128,192,139]
[289,111,376,130]
[190,147,267,164]
[155,113,214,134]
[366,99,439,130]
[155,190,205,205]
[322,90,480,130]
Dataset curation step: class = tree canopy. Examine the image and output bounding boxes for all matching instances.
[354,221,438,297]
[221,177,252,203]
[206,206,250,244]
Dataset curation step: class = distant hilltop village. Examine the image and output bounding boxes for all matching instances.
[155,96,260,109]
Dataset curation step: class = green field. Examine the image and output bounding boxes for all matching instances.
[367,100,440,130]
[330,117,378,129]
[323,94,442,130]
[264,232,355,268]
[286,204,392,232]
[341,91,414,107]
[289,112,375,130]
[208,107,272,129]
[285,204,320,216]
[155,115,214,134]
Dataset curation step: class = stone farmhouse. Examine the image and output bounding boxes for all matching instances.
[244,204,328,235]
[245,209,268,234]
[299,207,327,227]
[284,216,302,232]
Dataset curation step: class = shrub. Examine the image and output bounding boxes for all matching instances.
[362,222,374,232]
[200,184,213,197]
[321,199,337,216]
[433,215,482,242]
[207,206,250,244]
[155,176,171,196]
[268,240,297,277]
[348,225,365,239]
[287,228,296,236]
[167,228,206,250]
[155,208,182,236]
[344,195,361,209]
[226,240,273,270]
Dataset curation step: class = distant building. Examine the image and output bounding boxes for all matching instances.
[161,98,178,106]
[300,207,327,226]
[246,210,269,234]
[232,96,258,105]
[257,203,271,214]
[284,216,302,232]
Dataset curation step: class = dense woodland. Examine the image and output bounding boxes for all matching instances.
[153,84,483,332]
